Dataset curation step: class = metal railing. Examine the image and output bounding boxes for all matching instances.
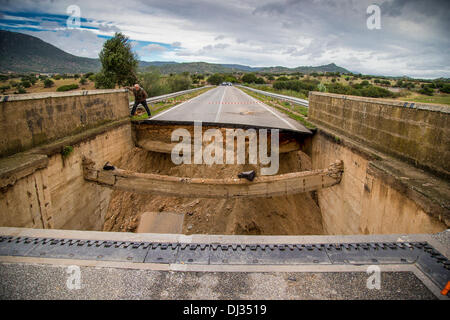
[128,86,212,108]
[237,85,309,107]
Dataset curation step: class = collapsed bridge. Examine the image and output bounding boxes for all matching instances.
[0,86,449,298]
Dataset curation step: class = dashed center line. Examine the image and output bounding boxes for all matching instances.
[214,87,227,122]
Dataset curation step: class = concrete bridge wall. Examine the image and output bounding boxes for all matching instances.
[0,90,134,230]
[308,92,450,179]
[308,92,448,235]
[0,89,130,157]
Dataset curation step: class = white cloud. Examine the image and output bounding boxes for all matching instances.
[1,0,449,77]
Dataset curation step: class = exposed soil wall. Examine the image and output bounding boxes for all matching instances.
[103,148,324,235]
[0,122,134,230]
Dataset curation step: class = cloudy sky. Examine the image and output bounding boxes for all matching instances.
[0,0,449,78]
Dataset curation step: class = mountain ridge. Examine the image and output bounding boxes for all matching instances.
[0,30,351,74]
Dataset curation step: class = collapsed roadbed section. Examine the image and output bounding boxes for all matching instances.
[83,158,343,198]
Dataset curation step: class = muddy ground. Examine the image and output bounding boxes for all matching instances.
[103,147,324,235]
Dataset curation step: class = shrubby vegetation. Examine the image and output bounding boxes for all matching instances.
[241,73,265,84]
[138,70,193,97]
[207,73,224,85]
[44,79,54,88]
[56,84,79,92]
[272,78,395,98]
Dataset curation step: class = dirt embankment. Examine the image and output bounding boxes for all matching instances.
[103,147,324,235]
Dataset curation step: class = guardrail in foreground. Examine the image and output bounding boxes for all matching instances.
[128,86,212,108]
[237,85,309,107]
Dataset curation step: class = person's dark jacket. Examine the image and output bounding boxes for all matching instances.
[130,87,148,103]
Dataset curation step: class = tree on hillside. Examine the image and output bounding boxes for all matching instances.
[96,32,138,88]
[241,73,257,83]
[207,73,224,85]
[168,74,192,92]
[44,79,54,88]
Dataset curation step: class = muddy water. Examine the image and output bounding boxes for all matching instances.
[103,148,324,235]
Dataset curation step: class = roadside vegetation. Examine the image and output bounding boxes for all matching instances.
[240,87,315,130]
[241,72,450,105]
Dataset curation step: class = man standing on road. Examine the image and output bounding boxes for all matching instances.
[126,84,151,117]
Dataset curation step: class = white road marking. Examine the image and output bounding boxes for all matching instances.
[150,87,215,120]
[214,86,227,122]
[237,87,298,130]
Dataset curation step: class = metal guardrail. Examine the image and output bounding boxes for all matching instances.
[237,85,309,107]
[128,86,212,108]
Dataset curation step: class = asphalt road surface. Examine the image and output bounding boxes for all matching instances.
[149,86,311,133]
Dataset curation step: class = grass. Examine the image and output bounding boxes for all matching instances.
[240,88,316,129]
[0,77,96,94]
[395,93,450,106]
[61,145,74,158]
[248,79,450,107]
[130,87,213,121]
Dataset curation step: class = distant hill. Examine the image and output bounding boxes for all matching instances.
[149,62,350,74]
[0,30,351,75]
[258,63,350,74]
[146,61,350,75]
[0,30,101,73]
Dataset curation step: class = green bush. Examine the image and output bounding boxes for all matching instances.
[419,86,434,96]
[241,73,258,83]
[168,74,192,92]
[44,79,54,88]
[94,72,115,89]
[440,84,450,94]
[61,145,74,158]
[207,73,225,85]
[21,80,31,88]
[273,79,319,92]
[360,80,370,86]
[14,85,26,94]
[56,84,79,92]
[224,75,237,83]
[139,71,170,97]
[79,77,87,85]
[255,77,265,84]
